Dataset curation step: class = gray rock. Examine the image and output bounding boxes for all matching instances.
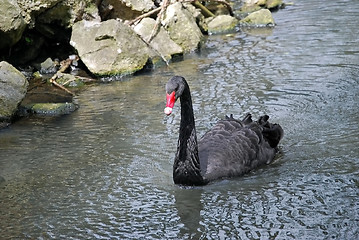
[239,9,275,27]
[0,61,28,121]
[121,0,155,12]
[40,58,58,74]
[100,0,155,21]
[17,0,99,28]
[17,0,63,28]
[70,19,151,76]
[36,1,101,28]
[208,15,238,34]
[0,0,26,49]
[161,2,204,52]
[133,18,183,62]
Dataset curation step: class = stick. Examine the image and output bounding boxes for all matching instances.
[148,0,170,43]
[127,7,161,26]
[192,1,215,17]
[49,75,75,96]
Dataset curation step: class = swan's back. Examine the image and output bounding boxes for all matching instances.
[198,114,283,182]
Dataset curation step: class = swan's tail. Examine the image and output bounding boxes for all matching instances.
[256,115,284,149]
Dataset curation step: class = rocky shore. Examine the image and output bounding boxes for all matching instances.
[0,0,284,128]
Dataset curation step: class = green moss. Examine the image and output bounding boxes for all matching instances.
[30,103,78,115]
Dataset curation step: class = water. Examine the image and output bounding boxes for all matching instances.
[1,1,359,239]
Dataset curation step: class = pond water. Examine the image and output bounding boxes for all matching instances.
[1,1,358,239]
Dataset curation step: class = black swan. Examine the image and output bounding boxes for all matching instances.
[164,76,284,186]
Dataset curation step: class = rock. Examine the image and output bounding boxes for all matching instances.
[162,2,204,52]
[183,3,208,33]
[266,0,283,10]
[207,15,238,34]
[0,0,26,50]
[100,0,155,21]
[70,19,151,76]
[40,58,58,74]
[133,18,183,62]
[238,1,262,15]
[17,0,99,28]
[122,0,155,12]
[0,61,28,122]
[56,73,85,88]
[239,0,283,14]
[36,1,101,28]
[19,102,78,116]
[17,0,63,28]
[239,9,275,27]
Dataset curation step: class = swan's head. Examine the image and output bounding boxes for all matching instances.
[164,76,186,116]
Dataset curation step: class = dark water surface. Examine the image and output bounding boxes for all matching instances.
[1,1,358,239]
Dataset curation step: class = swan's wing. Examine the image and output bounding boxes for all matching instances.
[198,115,281,181]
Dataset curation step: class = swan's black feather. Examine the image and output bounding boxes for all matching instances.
[198,114,282,182]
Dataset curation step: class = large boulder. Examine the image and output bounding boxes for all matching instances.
[70,19,151,76]
[36,0,101,29]
[0,0,26,50]
[161,2,204,52]
[133,18,183,62]
[17,0,63,28]
[0,61,28,122]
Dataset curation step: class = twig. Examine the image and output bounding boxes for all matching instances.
[182,0,234,16]
[58,58,73,73]
[192,1,215,17]
[62,75,96,86]
[48,56,79,96]
[127,7,161,26]
[148,0,170,43]
[49,75,75,96]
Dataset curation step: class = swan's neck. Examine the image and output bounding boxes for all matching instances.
[173,87,206,185]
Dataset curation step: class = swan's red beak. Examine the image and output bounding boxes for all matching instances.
[164,91,176,115]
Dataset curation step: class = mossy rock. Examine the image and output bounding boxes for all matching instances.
[55,73,85,88]
[21,102,78,116]
[266,0,283,9]
[239,9,275,27]
[208,15,239,34]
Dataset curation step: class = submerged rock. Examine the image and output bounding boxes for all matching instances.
[70,19,151,76]
[20,102,78,116]
[133,18,183,62]
[207,15,238,34]
[239,9,275,27]
[162,2,204,52]
[0,61,28,122]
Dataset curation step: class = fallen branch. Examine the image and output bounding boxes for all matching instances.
[192,1,215,18]
[148,0,170,43]
[49,75,75,96]
[127,7,161,26]
[61,75,96,86]
[48,56,80,96]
